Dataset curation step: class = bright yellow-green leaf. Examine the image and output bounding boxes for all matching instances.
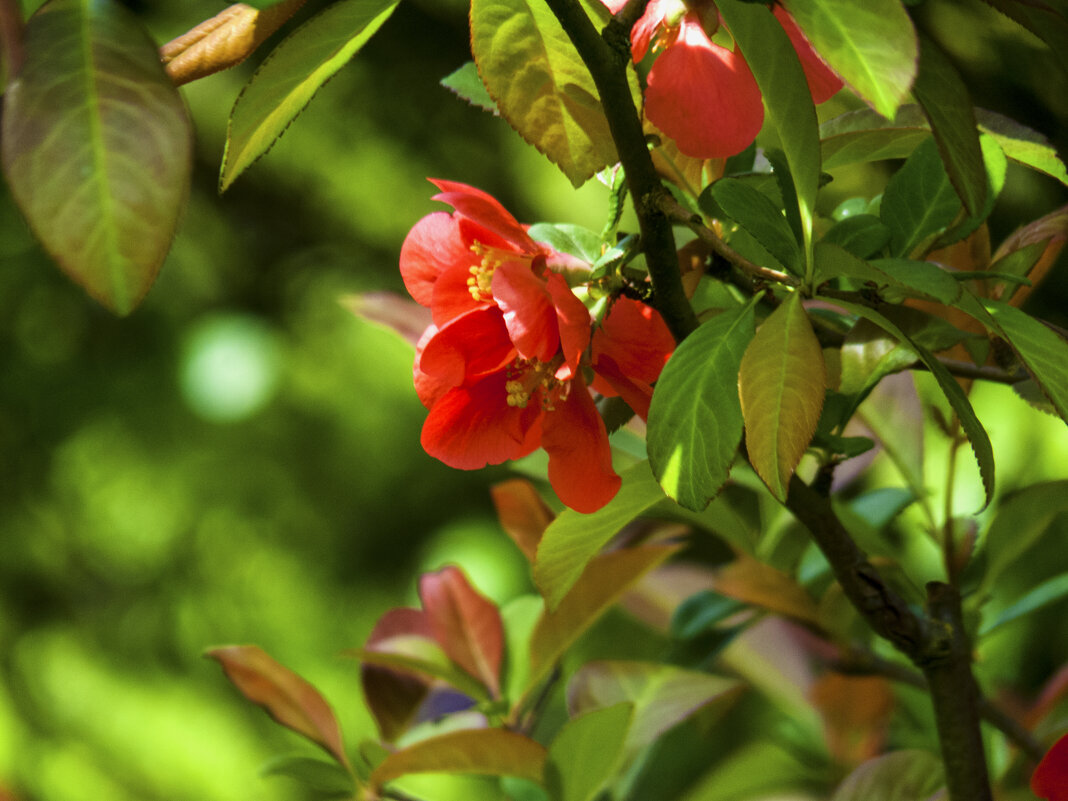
[738,293,826,501]
[546,703,632,801]
[220,0,399,192]
[470,0,621,186]
[1,0,191,315]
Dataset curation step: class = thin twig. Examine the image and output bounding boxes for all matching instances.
[0,0,24,80]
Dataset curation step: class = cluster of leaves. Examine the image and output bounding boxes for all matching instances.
[4,0,1068,799]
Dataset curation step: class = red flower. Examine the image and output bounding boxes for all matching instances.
[603,0,841,159]
[1033,732,1068,801]
[401,181,674,512]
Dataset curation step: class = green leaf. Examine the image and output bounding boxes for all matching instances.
[647,298,758,511]
[834,300,995,509]
[980,571,1068,636]
[370,729,547,788]
[820,104,1068,185]
[534,461,666,610]
[880,137,961,257]
[779,0,918,119]
[820,214,891,259]
[983,0,1068,75]
[830,750,943,801]
[1,0,191,315]
[738,293,826,501]
[933,134,1006,250]
[974,298,1068,425]
[815,242,961,305]
[911,34,985,215]
[220,0,399,192]
[980,481,1068,595]
[470,0,622,187]
[709,180,801,273]
[441,61,499,114]
[528,544,680,691]
[527,222,603,264]
[545,703,632,801]
[717,0,820,275]
[501,595,544,706]
[259,755,355,799]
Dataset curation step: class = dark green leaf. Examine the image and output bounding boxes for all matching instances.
[718,0,820,274]
[879,137,961,257]
[932,135,1006,250]
[912,34,986,215]
[820,214,891,258]
[983,0,1068,75]
[980,481,1068,595]
[648,297,758,510]
[709,179,801,273]
[1,0,191,314]
[441,61,498,113]
[814,242,960,305]
[671,592,747,640]
[980,572,1068,636]
[834,300,995,509]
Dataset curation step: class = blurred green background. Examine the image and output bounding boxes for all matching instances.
[1,0,1067,799]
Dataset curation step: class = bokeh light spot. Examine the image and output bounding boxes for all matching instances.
[180,314,282,423]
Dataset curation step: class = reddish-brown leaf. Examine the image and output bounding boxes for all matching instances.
[809,673,894,766]
[419,567,504,697]
[360,608,436,742]
[160,0,308,86]
[490,478,554,563]
[207,645,349,768]
[710,554,822,628]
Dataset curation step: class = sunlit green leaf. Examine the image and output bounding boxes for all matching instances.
[830,750,943,801]
[440,61,498,114]
[527,222,603,264]
[1,0,191,315]
[545,703,632,801]
[779,0,918,119]
[834,300,995,509]
[709,180,801,273]
[911,34,985,215]
[534,461,666,610]
[647,299,758,511]
[738,293,826,501]
[528,545,680,691]
[220,0,399,191]
[470,0,621,186]
[370,729,547,788]
[880,137,960,258]
[718,0,820,272]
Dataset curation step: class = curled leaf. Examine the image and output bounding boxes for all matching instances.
[160,0,308,86]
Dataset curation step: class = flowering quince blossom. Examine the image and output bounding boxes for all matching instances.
[1032,731,1068,801]
[399,180,674,513]
[602,0,842,159]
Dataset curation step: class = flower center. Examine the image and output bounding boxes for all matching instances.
[504,357,569,410]
[467,242,537,303]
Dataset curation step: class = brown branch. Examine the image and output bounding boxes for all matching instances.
[830,648,1045,762]
[0,0,24,81]
[542,0,698,342]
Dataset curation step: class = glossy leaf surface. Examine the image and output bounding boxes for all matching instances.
[220,0,399,191]
[1,0,191,314]
[647,299,757,511]
[738,293,826,501]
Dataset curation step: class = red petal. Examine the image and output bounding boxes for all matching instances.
[593,297,675,385]
[631,0,673,62]
[414,324,452,408]
[540,375,621,512]
[545,272,592,377]
[773,6,843,105]
[1033,732,1068,800]
[592,353,655,420]
[493,261,560,363]
[419,309,516,388]
[400,212,473,307]
[421,372,541,470]
[430,179,538,254]
[645,18,764,159]
[431,259,491,327]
